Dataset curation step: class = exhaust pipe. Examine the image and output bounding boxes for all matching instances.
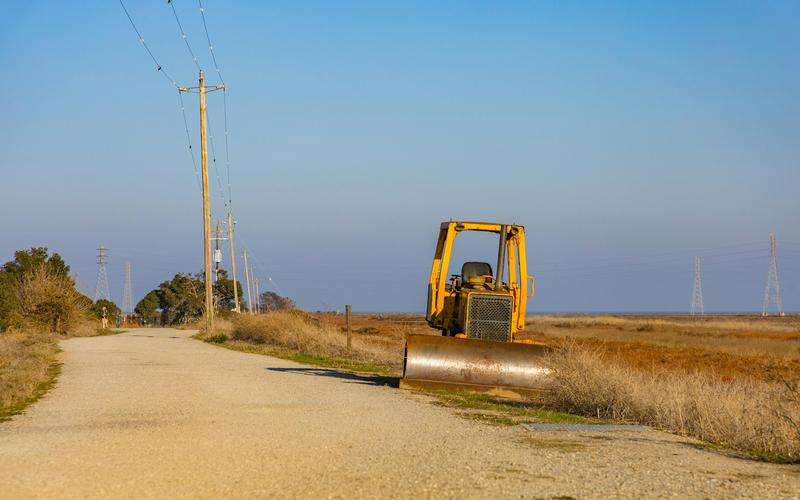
[495,225,507,287]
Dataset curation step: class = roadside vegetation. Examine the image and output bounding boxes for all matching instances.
[199,310,800,463]
[544,342,800,462]
[0,248,115,419]
[197,311,402,374]
[0,330,60,421]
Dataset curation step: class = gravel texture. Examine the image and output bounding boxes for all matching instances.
[0,328,798,498]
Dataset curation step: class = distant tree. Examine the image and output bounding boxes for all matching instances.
[213,269,243,312]
[0,247,74,331]
[90,299,119,320]
[14,263,87,334]
[260,291,295,312]
[134,290,161,325]
[1,247,70,279]
[157,273,204,325]
[135,270,250,325]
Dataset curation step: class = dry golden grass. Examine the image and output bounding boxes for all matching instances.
[1,264,114,416]
[526,314,800,347]
[529,314,800,334]
[521,314,800,382]
[316,312,435,341]
[544,343,800,462]
[204,311,404,370]
[0,328,58,418]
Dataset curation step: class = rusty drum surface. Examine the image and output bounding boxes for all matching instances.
[400,334,550,399]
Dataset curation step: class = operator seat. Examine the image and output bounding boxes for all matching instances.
[461,261,493,283]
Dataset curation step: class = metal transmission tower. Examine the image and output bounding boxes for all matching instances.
[94,245,111,301]
[690,256,704,316]
[122,262,134,318]
[762,232,785,316]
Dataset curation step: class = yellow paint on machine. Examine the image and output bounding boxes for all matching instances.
[404,220,547,399]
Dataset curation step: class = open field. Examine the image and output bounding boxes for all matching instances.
[519,314,800,382]
[317,312,800,382]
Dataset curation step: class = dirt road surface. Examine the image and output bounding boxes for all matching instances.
[1,328,798,498]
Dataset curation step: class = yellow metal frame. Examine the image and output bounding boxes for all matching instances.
[426,221,529,333]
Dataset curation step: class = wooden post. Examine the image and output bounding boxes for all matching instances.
[243,249,252,313]
[345,304,352,351]
[227,211,240,312]
[199,70,214,334]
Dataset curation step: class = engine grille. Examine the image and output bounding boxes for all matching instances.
[466,294,512,342]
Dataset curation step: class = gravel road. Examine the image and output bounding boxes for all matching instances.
[1,328,798,498]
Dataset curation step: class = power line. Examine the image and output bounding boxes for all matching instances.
[206,116,229,208]
[529,242,770,273]
[223,91,232,207]
[196,0,233,207]
[237,240,285,295]
[177,91,202,189]
[530,246,772,276]
[117,0,206,191]
[197,0,224,84]
[118,0,179,89]
[167,0,202,72]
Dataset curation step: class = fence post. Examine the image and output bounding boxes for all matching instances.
[345,304,352,351]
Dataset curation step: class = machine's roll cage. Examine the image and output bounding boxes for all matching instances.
[426,221,530,333]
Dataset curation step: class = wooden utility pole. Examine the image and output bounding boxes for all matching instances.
[243,249,253,313]
[253,277,260,313]
[198,71,214,333]
[180,71,224,332]
[227,211,240,312]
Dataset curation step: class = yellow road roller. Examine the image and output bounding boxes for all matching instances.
[400,221,549,399]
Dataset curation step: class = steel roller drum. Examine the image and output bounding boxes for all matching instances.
[400,334,550,399]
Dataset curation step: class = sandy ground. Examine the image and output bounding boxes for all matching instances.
[0,328,798,499]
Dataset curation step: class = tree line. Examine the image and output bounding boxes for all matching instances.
[0,247,296,332]
[0,247,113,334]
[134,270,295,326]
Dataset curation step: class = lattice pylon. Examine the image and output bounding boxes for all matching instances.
[122,262,133,317]
[94,245,111,301]
[690,256,704,316]
[762,232,784,316]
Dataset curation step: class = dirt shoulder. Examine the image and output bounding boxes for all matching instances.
[0,328,798,498]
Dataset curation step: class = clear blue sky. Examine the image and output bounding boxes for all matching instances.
[1,1,798,312]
